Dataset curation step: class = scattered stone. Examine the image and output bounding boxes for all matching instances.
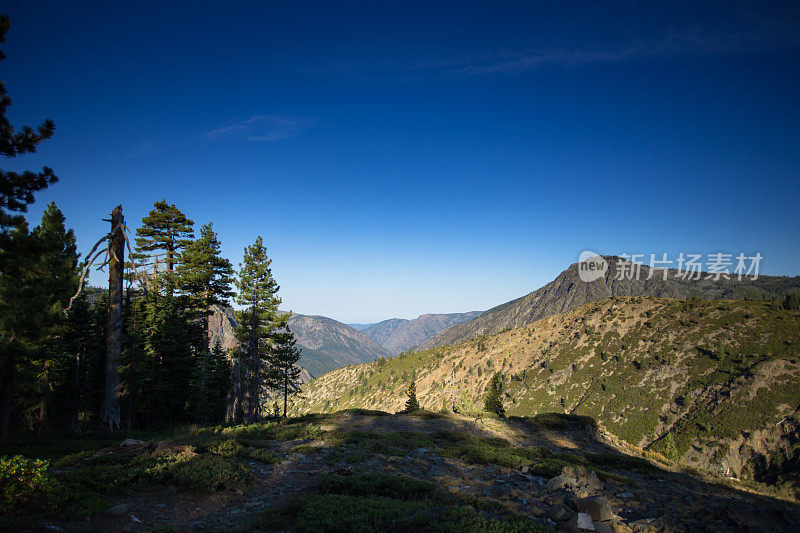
[578,495,615,522]
[574,512,596,531]
[564,492,580,511]
[547,473,576,491]
[107,503,129,515]
[529,505,547,517]
[594,520,619,533]
[548,506,573,522]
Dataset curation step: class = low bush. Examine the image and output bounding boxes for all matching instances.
[0,455,49,513]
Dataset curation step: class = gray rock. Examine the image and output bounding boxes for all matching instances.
[548,506,573,522]
[547,473,576,491]
[575,512,596,531]
[107,503,129,515]
[593,521,615,533]
[578,496,616,522]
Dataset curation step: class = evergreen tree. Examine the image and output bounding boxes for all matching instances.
[404,381,420,413]
[483,372,505,417]
[0,15,59,442]
[205,341,232,423]
[265,323,302,418]
[232,236,281,423]
[133,200,194,294]
[142,289,195,426]
[0,16,57,234]
[60,293,97,433]
[176,222,234,424]
[31,202,78,434]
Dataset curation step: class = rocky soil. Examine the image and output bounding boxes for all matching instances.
[34,413,800,532]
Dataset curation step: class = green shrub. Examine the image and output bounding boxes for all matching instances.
[251,473,551,532]
[0,455,49,513]
[168,455,251,492]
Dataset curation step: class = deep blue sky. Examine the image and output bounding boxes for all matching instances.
[3,1,799,322]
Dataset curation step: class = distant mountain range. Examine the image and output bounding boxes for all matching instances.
[208,306,389,383]
[360,312,482,354]
[418,255,800,351]
[347,323,375,331]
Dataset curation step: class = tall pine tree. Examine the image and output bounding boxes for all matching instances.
[177,222,234,423]
[0,15,59,441]
[31,202,78,434]
[231,236,281,423]
[0,15,57,234]
[133,200,194,295]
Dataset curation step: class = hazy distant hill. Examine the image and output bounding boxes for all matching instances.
[286,313,389,377]
[362,312,482,354]
[209,306,389,381]
[347,323,376,331]
[297,296,800,490]
[420,255,800,351]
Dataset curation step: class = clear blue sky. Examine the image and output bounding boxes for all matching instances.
[3,1,799,323]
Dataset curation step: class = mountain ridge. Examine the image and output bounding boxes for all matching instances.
[361,311,483,354]
[419,255,800,351]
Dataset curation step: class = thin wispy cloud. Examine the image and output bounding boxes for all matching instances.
[207,115,309,142]
[308,15,800,79]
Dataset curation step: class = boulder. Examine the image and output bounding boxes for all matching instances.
[547,473,577,491]
[548,506,573,522]
[578,495,616,522]
[107,503,129,515]
[573,512,596,531]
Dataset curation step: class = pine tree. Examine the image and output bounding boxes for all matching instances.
[142,289,195,426]
[483,372,505,417]
[232,236,282,423]
[265,323,302,418]
[404,381,420,413]
[206,341,232,422]
[0,16,57,234]
[133,200,194,294]
[32,202,78,434]
[176,222,234,424]
[0,15,59,442]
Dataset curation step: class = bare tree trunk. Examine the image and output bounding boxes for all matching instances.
[283,369,288,418]
[37,360,51,436]
[70,344,81,433]
[101,205,124,432]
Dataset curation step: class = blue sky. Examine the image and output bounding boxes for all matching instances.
[3,1,799,323]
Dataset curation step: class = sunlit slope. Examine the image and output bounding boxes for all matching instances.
[296,297,800,480]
